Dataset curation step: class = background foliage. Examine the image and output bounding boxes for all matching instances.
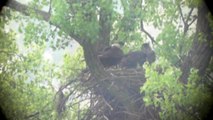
[0,0,212,120]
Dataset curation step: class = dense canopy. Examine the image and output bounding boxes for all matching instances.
[0,0,213,120]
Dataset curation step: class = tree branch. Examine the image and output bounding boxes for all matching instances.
[178,4,186,25]
[7,0,50,21]
[25,112,39,119]
[184,8,195,34]
[140,20,157,45]
[178,5,196,35]
[188,16,197,27]
[178,4,190,35]
[185,8,194,24]
[6,0,85,45]
[49,0,52,14]
[6,1,106,86]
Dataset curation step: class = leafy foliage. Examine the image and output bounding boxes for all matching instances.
[0,42,56,119]
[53,47,87,119]
[141,59,213,120]
[1,0,212,120]
[62,48,86,78]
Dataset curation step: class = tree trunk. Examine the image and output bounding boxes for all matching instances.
[180,2,213,83]
[80,40,109,79]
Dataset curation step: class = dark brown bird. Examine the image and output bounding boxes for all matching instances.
[120,43,156,68]
[120,51,147,68]
[98,44,124,68]
[141,43,156,64]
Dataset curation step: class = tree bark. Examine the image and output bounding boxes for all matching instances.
[80,40,109,79]
[180,2,213,83]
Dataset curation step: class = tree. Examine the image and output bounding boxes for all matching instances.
[0,0,212,120]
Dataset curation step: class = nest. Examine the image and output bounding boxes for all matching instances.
[78,68,160,120]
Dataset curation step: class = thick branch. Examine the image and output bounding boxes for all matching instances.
[7,0,108,78]
[80,40,109,79]
[7,0,50,21]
